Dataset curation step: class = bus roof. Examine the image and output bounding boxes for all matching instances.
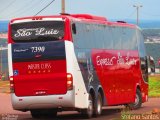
[10,14,136,28]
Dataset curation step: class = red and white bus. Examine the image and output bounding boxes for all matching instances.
[8,14,149,118]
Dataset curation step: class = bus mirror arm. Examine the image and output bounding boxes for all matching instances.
[141,64,147,70]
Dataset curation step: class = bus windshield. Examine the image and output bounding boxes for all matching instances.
[11,21,64,42]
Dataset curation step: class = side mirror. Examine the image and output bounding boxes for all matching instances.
[147,56,155,73]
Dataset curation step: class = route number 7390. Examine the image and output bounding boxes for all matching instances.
[31,46,45,53]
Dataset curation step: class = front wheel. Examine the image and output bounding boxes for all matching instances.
[81,93,94,119]
[127,89,142,110]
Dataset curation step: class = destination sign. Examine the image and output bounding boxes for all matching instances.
[11,21,64,41]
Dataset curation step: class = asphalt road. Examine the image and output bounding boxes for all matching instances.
[0,93,160,120]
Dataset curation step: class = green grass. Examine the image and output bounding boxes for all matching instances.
[149,75,160,97]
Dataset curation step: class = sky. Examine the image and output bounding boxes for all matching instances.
[0,0,160,21]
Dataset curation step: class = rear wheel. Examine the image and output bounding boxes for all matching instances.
[81,93,94,119]
[127,89,142,110]
[30,109,57,118]
[30,109,41,118]
[94,92,103,117]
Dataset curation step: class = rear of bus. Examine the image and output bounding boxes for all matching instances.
[8,16,75,113]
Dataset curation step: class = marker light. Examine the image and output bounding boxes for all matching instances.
[9,76,14,93]
[67,73,73,90]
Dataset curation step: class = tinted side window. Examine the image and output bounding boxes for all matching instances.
[122,28,137,50]
[112,27,122,50]
[103,26,113,49]
[72,22,138,51]
[137,30,146,57]
[72,22,85,48]
[73,22,108,49]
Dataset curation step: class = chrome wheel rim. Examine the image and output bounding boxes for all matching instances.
[134,94,139,106]
[88,100,93,116]
[97,96,102,114]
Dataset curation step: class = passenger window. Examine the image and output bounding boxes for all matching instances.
[112,27,122,50]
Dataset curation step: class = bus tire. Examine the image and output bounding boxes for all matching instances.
[30,109,41,118]
[94,92,103,117]
[127,89,142,110]
[30,109,57,118]
[81,93,94,119]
